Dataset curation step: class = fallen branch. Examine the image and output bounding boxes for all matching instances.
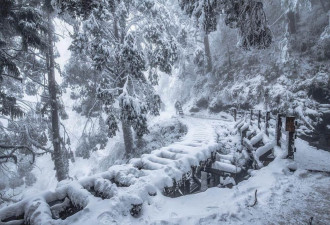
[248,189,258,207]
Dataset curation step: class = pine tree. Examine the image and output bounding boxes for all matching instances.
[0,0,48,119]
[178,0,273,60]
[43,0,69,181]
[0,0,71,182]
[60,0,178,157]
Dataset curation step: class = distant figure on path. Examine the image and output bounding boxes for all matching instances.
[175,101,184,116]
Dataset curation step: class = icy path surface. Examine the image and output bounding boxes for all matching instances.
[144,159,330,225]
[295,138,330,172]
[1,116,329,225]
[64,116,227,225]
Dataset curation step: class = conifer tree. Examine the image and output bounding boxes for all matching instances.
[178,0,273,70]
[59,0,178,156]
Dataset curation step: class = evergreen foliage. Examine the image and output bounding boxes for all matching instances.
[179,0,272,49]
[62,0,179,155]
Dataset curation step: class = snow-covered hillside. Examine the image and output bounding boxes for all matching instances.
[0,0,329,225]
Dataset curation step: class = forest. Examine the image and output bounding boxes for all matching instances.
[0,0,329,225]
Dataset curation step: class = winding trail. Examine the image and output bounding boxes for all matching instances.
[0,116,233,225]
[67,116,231,225]
[1,115,329,225]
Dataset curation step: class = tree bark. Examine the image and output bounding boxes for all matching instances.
[122,120,134,156]
[227,45,232,68]
[46,8,68,181]
[287,11,296,34]
[319,0,327,13]
[204,34,212,73]
[113,13,135,157]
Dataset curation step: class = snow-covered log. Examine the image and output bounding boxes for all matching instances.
[212,162,242,174]
[250,132,264,146]
[50,197,71,220]
[24,197,54,225]
[216,153,234,162]
[240,123,249,133]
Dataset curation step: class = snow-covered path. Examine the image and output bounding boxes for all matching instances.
[0,116,232,225]
[143,159,330,225]
[1,116,330,225]
[65,116,228,225]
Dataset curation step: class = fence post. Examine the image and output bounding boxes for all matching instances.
[250,109,253,125]
[258,110,261,129]
[265,112,270,136]
[184,179,190,194]
[233,108,237,122]
[285,116,296,159]
[276,114,282,147]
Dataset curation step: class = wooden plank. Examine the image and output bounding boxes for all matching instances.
[201,167,224,176]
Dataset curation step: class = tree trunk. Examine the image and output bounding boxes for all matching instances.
[46,9,68,181]
[113,14,135,157]
[287,11,296,34]
[227,45,232,68]
[204,33,212,73]
[122,120,134,156]
[319,0,327,13]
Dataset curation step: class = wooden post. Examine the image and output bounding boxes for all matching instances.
[286,116,296,159]
[201,171,208,191]
[233,108,237,122]
[241,128,247,145]
[265,112,270,136]
[196,165,202,179]
[213,174,220,186]
[207,173,211,186]
[258,110,261,129]
[184,179,190,195]
[250,109,253,125]
[276,114,282,147]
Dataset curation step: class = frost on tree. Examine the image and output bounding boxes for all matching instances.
[179,0,272,50]
[60,0,178,156]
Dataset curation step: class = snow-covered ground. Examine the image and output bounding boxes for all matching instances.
[1,114,329,225]
[143,160,330,225]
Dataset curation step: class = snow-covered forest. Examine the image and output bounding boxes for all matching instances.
[0,0,329,224]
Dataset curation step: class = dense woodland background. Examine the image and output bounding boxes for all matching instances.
[0,0,329,207]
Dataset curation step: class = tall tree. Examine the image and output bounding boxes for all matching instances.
[0,0,70,201]
[59,0,178,157]
[0,0,70,182]
[179,0,220,73]
[43,0,68,181]
[179,0,273,66]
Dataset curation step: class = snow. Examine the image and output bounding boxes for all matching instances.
[1,114,330,224]
[212,162,241,174]
[1,1,329,224]
[255,142,275,159]
[295,138,330,172]
[143,159,330,225]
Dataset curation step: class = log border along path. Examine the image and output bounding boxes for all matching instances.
[0,116,230,225]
